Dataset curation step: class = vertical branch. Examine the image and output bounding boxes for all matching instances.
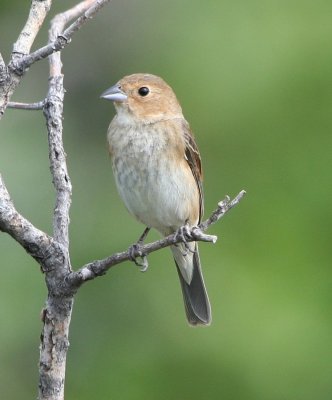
[45,0,103,246]
[0,53,6,84]
[12,0,52,57]
[45,15,70,247]
[38,3,111,399]
[38,15,71,400]
[38,294,74,400]
[44,73,70,247]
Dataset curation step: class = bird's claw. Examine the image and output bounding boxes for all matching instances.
[175,222,195,257]
[128,227,151,272]
[128,243,149,272]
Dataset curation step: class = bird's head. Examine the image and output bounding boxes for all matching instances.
[101,73,183,123]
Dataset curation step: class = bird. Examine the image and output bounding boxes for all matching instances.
[101,73,211,326]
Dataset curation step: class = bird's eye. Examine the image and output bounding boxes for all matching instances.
[138,87,150,97]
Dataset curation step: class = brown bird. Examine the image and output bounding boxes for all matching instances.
[101,73,211,325]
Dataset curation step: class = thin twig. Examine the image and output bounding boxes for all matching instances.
[200,190,246,230]
[0,0,111,118]
[69,191,246,286]
[7,101,44,110]
[49,0,94,77]
[0,1,52,117]
[18,0,111,72]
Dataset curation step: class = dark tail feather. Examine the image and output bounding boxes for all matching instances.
[175,245,211,326]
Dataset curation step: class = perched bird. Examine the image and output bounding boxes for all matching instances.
[101,73,211,325]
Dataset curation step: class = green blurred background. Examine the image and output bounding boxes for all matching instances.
[1,0,331,399]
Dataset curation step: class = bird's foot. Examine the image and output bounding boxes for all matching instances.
[174,222,196,257]
[128,227,150,272]
[128,243,148,271]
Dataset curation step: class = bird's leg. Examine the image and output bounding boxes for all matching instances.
[128,227,151,272]
[174,220,196,257]
[136,226,151,243]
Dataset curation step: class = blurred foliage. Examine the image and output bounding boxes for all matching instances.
[1,0,332,399]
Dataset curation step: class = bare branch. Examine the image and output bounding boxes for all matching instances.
[0,1,52,117]
[0,174,53,265]
[37,3,112,399]
[42,0,110,248]
[43,75,71,247]
[18,0,111,72]
[200,189,246,231]
[53,0,105,38]
[69,191,246,286]
[7,100,44,110]
[12,0,52,58]
[0,0,110,118]
[0,53,6,84]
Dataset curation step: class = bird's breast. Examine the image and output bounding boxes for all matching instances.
[109,123,165,188]
[107,121,199,234]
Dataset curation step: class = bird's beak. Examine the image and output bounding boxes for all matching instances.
[100,84,128,102]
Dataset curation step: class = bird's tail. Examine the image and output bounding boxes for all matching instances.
[172,243,211,326]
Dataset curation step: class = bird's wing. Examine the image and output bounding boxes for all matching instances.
[182,121,204,222]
